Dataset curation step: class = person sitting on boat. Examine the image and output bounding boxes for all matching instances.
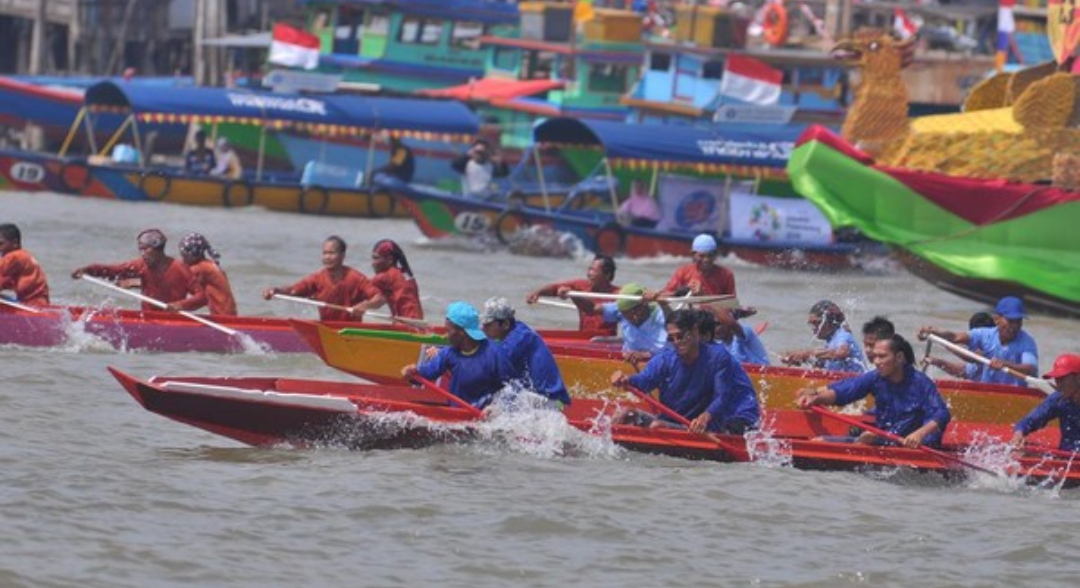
[401,301,512,410]
[861,315,895,360]
[797,334,952,448]
[780,300,867,372]
[578,283,667,364]
[1011,354,1080,453]
[348,239,423,320]
[610,309,760,435]
[210,137,243,180]
[0,223,50,307]
[917,296,1039,387]
[921,311,999,380]
[71,228,201,312]
[185,130,216,176]
[616,179,661,229]
[713,307,770,366]
[373,132,415,184]
[450,138,509,199]
[173,233,237,316]
[525,254,619,336]
[654,234,736,299]
[480,296,571,408]
[262,235,379,322]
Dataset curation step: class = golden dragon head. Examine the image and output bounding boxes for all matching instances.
[831,28,915,73]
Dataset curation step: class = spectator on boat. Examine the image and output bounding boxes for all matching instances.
[917,296,1039,387]
[610,309,760,434]
[480,296,570,407]
[401,301,513,410]
[210,137,243,180]
[780,299,867,372]
[348,239,423,320]
[71,228,201,312]
[173,233,237,316]
[654,233,736,299]
[0,223,50,307]
[922,311,996,379]
[713,307,770,365]
[185,130,216,176]
[797,334,951,448]
[451,138,509,198]
[525,254,619,335]
[262,235,379,322]
[617,179,661,229]
[1011,354,1080,452]
[861,315,895,360]
[587,283,668,364]
[373,132,415,184]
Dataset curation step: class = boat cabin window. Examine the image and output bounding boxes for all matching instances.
[492,46,519,71]
[588,64,630,93]
[452,22,485,48]
[399,17,444,45]
[332,7,365,54]
[649,53,672,72]
[702,60,724,80]
[363,14,390,36]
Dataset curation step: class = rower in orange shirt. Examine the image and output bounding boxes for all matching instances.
[657,233,735,298]
[71,228,200,311]
[525,254,619,335]
[173,233,238,316]
[349,239,423,319]
[0,223,50,307]
[262,235,378,322]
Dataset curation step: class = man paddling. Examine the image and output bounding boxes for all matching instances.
[72,228,201,312]
[583,283,667,364]
[712,307,770,365]
[797,334,951,448]
[610,309,760,434]
[402,301,511,410]
[262,235,379,322]
[656,233,736,298]
[480,296,570,407]
[1011,354,1080,452]
[781,300,867,373]
[917,296,1039,387]
[0,223,50,307]
[525,254,619,335]
[175,233,237,316]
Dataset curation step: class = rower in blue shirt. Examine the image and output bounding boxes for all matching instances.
[1011,354,1080,452]
[578,282,666,365]
[611,309,760,435]
[712,307,770,365]
[401,301,511,409]
[780,299,866,373]
[797,334,952,448]
[479,296,571,407]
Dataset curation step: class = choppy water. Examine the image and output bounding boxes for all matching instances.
[3,191,1079,588]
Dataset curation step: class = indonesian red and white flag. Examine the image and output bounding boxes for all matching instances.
[718,55,782,105]
[269,23,320,70]
[893,8,919,40]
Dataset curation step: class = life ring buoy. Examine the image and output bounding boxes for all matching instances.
[494,209,529,245]
[59,162,93,193]
[138,171,171,201]
[762,3,789,48]
[594,222,626,256]
[299,185,329,214]
[222,180,253,208]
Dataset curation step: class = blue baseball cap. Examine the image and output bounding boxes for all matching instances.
[446,301,486,340]
[691,234,717,253]
[994,296,1025,320]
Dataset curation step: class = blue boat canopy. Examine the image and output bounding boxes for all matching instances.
[532,118,808,169]
[84,81,478,139]
[299,0,519,25]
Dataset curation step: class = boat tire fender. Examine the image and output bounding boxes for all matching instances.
[594,222,626,256]
[138,170,171,201]
[494,209,527,245]
[222,180,254,208]
[59,162,93,193]
[300,186,330,215]
[763,3,789,48]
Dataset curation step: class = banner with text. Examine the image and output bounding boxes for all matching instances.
[728,190,833,245]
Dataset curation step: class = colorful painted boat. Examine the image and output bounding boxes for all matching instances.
[384,116,887,269]
[786,125,1080,318]
[108,368,1074,486]
[290,319,1048,426]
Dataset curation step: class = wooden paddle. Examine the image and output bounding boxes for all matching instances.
[79,275,239,337]
[533,297,579,310]
[408,375,483,418]
[809,405,1000,476]
[926,334,1055,395]
[566,290,736,305]
[0,297,42,313]
[625,385,747,460]
[271,293,429,329]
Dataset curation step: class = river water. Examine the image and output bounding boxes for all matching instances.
[3,191,1079,588]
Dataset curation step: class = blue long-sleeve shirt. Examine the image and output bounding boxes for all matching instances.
[600,302,667,353]
[726,323,770,365]
[829,365,952,446]
[498,320,571,405]
[416,340,512,408]
[1015,392,1080,451]
[627,342,760,432]
[822,328,866,373]
[967,327,1039,387]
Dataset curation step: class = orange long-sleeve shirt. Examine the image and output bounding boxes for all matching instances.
[285,266,378,322]
[371,267,423,319]
[663,263,736,297]
[0,249,50,306]
[177,259,238,316]
[82,257,200,311]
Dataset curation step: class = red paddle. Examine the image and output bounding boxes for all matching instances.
[625,385,748,460]
[810,406,999,476]
[409,375,483,419]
